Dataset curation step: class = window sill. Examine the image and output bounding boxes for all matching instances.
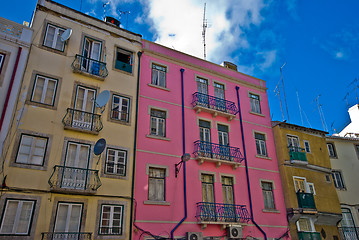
[26,100,57,110]
[146,134,170,141]
[262,209,280,213]
[144,200,170,206]
[249,111,265,117]
[108,117,131,126]
[148,83,170,91]
[256,154,271,160]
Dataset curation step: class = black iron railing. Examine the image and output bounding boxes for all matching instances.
[289,146,307,162]
[338,227,359,240]
[196,202,250,223]
[62,108,103,132]
[297,192,316,209]
[111,110,129,122]
[193,140,244,163]
[72,54,108,78]
[41,232,92,240]
[49,165,102,191]
[192,92,238,115]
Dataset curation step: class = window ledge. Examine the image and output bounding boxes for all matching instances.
[249,111,265,117]
[144,200,170,206]
[256,154,271,160]
[146,134,170,141]
[262,209,280,213]
[148,83,170,91]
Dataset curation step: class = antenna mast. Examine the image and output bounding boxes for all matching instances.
[274,82,285,121]
[280,62,289,121]
[202,3,208,60]
[314,95,328,132]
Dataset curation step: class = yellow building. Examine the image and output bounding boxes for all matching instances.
[272,121,342,240]
[0,0,141,239]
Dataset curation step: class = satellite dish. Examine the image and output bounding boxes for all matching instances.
[95,90,110,108]
[60,29,72,42]
[94,138,106,155]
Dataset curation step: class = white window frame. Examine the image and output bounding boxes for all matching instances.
[16,134,48,166]
[150,109,166,137]
[151,64,167,88]
[261,181,276,210]
[332,170,345,189]
[255,133,267,157]
[249,93,261,114]
[54,202,82,233]
[293,176,309,193]
[287,135,300,148]
[111,94,130,122]
[296,217,316,232]
[327,143,337,158]
[43,24,66,51]
[30,75,58,106]
[148,167,166,201]
[307,182,316,195]
[214,82,225,99]
[105,148,127,176]
[304,140,311,153]
[0,199,35,235]
[99,204,124,235]
[0,53,5,73]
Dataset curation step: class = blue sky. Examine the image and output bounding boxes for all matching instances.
[2,0,359,134]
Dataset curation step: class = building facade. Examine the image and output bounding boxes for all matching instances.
[133,40,289,240]
[272,122,342,240]
[0,17,33,157]
[326,135,359,239]
[339,104,359,138]
[0,0,141,239]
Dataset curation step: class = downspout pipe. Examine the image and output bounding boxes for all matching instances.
[129,51,142,240]
[235,86,267,240]
[170,68,186,240]
[0,47,22,132]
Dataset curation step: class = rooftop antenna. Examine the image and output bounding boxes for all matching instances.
[313,94,328,132]
[348,78,359,104]
[103,1,110,19]
[296,90,304,126]
[119,10,131,29]
[274,81,285,121]
[202,3,208,60]
[280,62,289,121]
[343,93,350,109]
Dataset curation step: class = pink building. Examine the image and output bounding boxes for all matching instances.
[133,40,290,240]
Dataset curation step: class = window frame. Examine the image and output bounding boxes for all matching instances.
[0,53,5,75]
[255,132,268,157]
[15,133,49,167]
[98,204,124,236]
[201,173,215,203]
[114,47,133,74]
[147,167,166,202]
[42,23,66,52]
[30,74,58,106]
[104,147,127,177]
[110,94,130,123]
[332,170,346,190]
[151,63,167,88]
[53,202,83,234]
[221,176,235,205]
[327,143,337,158]
[150,109,167,137]
[355,144,359,159]
[296,217,316,232]
[249,92,262,114]
[261,181,276,210]
[303,140,311,153]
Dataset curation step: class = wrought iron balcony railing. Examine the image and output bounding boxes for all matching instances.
[192,92,238,116]
[288,146,307,162]
[111,110,129,122]
[196,202,250,223]
[72,54,108,78]
[298,231,321,240]
[63,108,103,133]
[41,232,92,240]
[297,192,316,209]
[338,227,359,240]
[193,140,245,163]
[49,165,102,191]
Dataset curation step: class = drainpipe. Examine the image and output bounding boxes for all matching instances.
[170,68,186,240]
[0,47,22,133]
[129,51,142,240]
[235,86,267,240]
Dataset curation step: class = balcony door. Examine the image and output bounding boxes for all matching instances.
[201,174,215,221]
[341,208,358,240]
[214,82,226,111]
[218,124,230,160]
[62,142,90,190]
[294,177,307,193]
[199,120,211,157]
[82,38,102,73]
[222,176,235,222]
[196,77,209,107]
[54,203,82,239]
[287,135,300,149]
[73,86,96,129]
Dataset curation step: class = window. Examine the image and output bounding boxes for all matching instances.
[325,174,331,183]
[81,37,102,75]
[214,82,225,99]
[151,64,166,87]
[148,167,165,201]
[115,48,133,73]
[327,143,337,158]
[255,133,267,156]
[222,176,234,205]
[111,95,130,122]
[249,93,261,114]
[0,53,5,74]
[341,208,355,227]
[150,109,166,137]
[332,171,345,189]
[261,181,275,209]
[43,24,66,51]
[105,148,127,176]
[0,199,35,235]
[304,141,311,153]
[199,120,211,142]
[218,125,229,145]
[16,134,48,166]
[201,174,215,203]
[30,75,58,106]
[294,177,307,193]
[307,183,316,195]
[355,145,359,159]
[297,218,314,232]
[54,203,82,234]
[287,135,300,148]
[99,204,123,235]
[196,77,208,94]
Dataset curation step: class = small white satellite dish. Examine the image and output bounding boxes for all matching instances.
[60,29,72,42]
[95,90,110,108]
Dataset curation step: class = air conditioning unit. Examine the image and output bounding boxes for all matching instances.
[227,226,243,239]
[186,232,203,240]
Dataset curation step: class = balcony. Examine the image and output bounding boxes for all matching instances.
[72,54,108,79]
[115,60,132,73]
[193,140,245,169]
[297,192,316,209]
[298,232,321,240]
[48,165,102,193]
[196,202,250,227]
[192,92,238,121]
[289,146,307,164]
[62,108,103,134]
[41,232,92,240]
[338,227,359,240]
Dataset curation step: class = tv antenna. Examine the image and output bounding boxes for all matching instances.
[348,78,359,104]
[103,1,110,19]
[313,95,328,132]
[119,10,131,29]
[343,93,350,109]
[296,90,304,126]
[202,3,209,60]
[280,62,289,121]
[274,81,285,121]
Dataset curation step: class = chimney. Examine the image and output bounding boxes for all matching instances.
[222,61,237,71]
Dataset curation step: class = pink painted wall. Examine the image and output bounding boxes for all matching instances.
[133,40,290,239]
